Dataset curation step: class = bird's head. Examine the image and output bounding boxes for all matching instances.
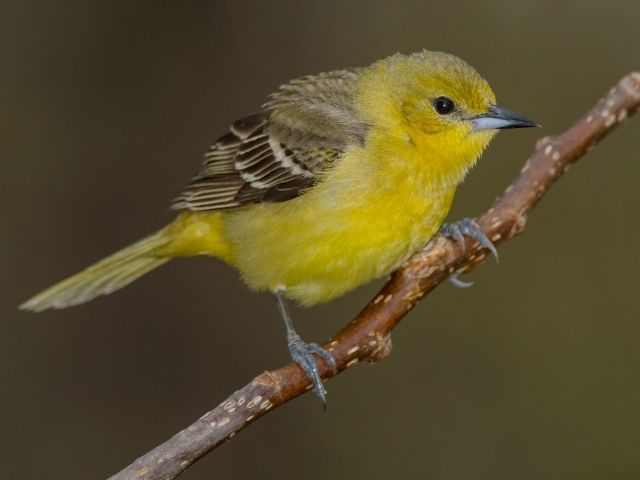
[357,51,538,180]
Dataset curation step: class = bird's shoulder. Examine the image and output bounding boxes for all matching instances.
[171,68,369,212]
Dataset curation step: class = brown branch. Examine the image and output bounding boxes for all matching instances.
[109,73,640,480]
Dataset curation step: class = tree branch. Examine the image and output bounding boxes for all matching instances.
[109,73,640,480]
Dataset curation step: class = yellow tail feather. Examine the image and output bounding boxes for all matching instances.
[20,230,172,312]
[20,212,232,312]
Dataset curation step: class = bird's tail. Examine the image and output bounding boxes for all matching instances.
[20,212,231,312]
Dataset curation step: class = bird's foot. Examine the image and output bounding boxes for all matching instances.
[440,218,498,261]
[287,334,337,406]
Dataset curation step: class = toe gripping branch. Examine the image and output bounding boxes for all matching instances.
[287,334,337,405]
[440,218,498,287]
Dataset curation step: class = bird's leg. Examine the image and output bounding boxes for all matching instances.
[440,218,498,287]
[275,290,337,406]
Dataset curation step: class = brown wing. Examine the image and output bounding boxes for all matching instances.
[171,69,367,212]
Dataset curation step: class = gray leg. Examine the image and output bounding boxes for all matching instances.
[275,290,337,405]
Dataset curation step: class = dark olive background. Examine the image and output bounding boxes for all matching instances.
[2,1,639,479]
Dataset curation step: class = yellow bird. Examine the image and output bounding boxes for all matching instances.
[21,50,537,402]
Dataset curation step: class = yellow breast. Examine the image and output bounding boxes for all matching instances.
[221,129,458,306]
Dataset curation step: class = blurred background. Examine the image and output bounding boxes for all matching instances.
[2,1,639,478]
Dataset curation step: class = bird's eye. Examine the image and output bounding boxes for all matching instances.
[433,96,455,115]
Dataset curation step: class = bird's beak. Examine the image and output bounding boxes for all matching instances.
[472,105,540,131]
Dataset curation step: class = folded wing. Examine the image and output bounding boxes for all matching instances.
[171,69,368,212]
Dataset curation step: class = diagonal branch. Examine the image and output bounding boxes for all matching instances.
[109,72,640,480]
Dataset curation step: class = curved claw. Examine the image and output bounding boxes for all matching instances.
[449,274,474,288]
[440,218,499,262]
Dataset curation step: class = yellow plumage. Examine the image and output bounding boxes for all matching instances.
[21,50,532,313]
[225,136,460,305]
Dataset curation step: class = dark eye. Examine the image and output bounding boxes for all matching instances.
[433,96,455,115]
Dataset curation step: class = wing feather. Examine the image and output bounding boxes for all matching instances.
[171,69,368,212]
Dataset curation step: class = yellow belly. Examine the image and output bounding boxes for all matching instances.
[221,146,456,306]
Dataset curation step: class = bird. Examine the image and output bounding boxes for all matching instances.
[21,50,538,403]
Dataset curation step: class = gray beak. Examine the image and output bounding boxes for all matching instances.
[472,105,540,131]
